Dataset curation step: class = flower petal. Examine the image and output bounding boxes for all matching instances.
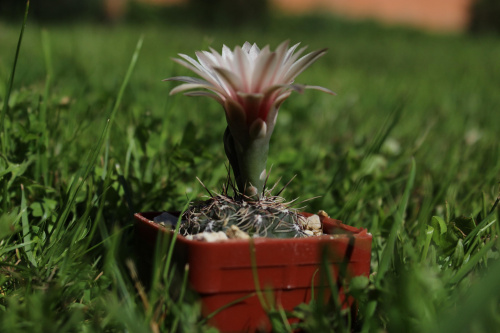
[242,41,252,53]
[171,57,215,84]
[265,91,291,127]
[271,44,309,85]
[165,76,230,97]
[184,91,224,104]
[304,85,336,95]
[248,42,261,61]
[233,46,250,92]
[177,53,206,74]
[251,46,277,92]
[224,98,248,141]
[208,47,224,65]
[222,45,234,63]
[213,66,243,94]
[202,50,219,65]
[262,83,289,96]
[169,83,213,95]
[163,76,211,85]
[283,42,300,62]
[237,91,264,124]
[195,51,217,72]
[283,48,328,83]
[283,45,307,68]
[274,40,290,64]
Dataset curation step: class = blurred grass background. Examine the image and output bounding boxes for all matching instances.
[0,1,499,332]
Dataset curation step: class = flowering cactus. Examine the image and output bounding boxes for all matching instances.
[165,41,334,199]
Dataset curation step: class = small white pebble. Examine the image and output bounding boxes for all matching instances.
[306,215,322,231]
[189,231,228,242]
[226,225,250,239]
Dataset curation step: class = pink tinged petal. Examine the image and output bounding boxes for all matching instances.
[262,83,289,97]
[213,66,244,95]
[283,42,301,63]
[183,91,224,104]
[194,51,228,88]
[262,42,289,86]
[284,83,309,92]
[269,43,309,86]
[273,40,290,65]
[177,53,207,74]
[224,98,248,141]
[242,41,252,53]
[250,46,278,93]
[236,91,264,99]
[209,47,225,67]
[304,85,336,95]
[237,91,264,124]
[171,58,218,86]
[263,83,335,97]
[167,78,229,97]
[164,76,227,96]
[284,84,306,94]
[265,91,291,127]
[222,45,234,64]
[282,45,308,69]
[283,48,328,83]
[248,43,261,61]
[200,49,237,91]
[225,98,246,120]
[195,51,217,73]
[277,45,309,82]
[249,118,267,140]
[169,83,215,95]
[288,45,308,62]
[250,50,277,93]
[202,50,218,63]
[273,91,291,108]
[233,46,251,92]
[254,44,270,60]
[251,44,271,70]
[163,76,211,85]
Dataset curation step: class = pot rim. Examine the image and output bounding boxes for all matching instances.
[134,211,372,245]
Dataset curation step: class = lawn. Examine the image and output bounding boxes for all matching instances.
[0,7,499,333]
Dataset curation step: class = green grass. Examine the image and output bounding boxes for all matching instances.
[0,7,499,332]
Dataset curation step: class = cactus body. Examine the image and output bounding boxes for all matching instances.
[181,195,308,239]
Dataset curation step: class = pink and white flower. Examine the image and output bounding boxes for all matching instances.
[165,41,333,198]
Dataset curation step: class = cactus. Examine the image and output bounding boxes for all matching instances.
[165,41,334,237]
[180,194,308,239]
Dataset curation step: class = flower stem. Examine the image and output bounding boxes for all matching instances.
[224,127,268,199]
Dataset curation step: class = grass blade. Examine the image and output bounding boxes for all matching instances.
[20,184,36,267]
[101,35,144,180]
[1,1,29,154]
[376,157,416,284]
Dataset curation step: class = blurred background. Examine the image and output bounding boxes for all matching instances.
[0,0,499,34]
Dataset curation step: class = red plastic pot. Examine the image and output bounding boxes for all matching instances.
[134,211,372,332]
